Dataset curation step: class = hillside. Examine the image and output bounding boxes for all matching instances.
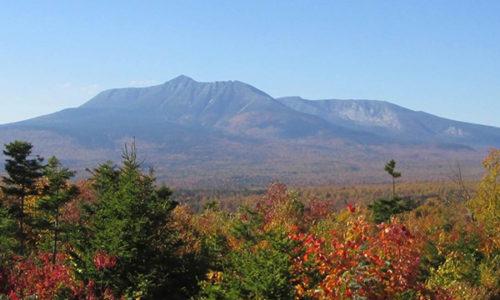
[277,96,500,145]
[0,75,498,187]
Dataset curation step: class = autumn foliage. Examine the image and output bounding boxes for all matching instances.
[8,252,82,300]
[289,217,424,299]
[1,143,500,299]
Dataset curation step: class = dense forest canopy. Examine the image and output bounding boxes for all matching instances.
[1,141,499,299]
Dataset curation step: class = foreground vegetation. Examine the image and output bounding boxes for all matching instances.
[0,141,499,299]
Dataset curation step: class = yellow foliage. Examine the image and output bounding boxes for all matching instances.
[207,271,223,282]
[426,251,487,299]
[479,257,500,291]
[467,149,500,255]
[23,178,49,218]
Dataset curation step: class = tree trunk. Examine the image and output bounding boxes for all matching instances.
[20,192,25,254]
[392,178,396,197]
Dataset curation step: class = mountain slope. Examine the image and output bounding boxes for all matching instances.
[277,96,500,146]
[0,76,498,187]
[11,76,372,143]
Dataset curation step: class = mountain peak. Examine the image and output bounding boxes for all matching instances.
[166,75,196,84]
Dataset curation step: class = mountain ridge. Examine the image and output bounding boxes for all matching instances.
[277,96,500,144]
[0,76,497,187]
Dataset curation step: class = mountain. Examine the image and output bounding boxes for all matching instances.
[0,76,498,187]
[9,76,373,144]
[277,97,500,146]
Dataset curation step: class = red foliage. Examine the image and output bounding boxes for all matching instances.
[9,291,19,300]
[307,196,331,219]
[93,250,117,271]
[8,252,83,300]
[84,280,120,300]
[62,180,98,224]
[86,280,96,300]
[7,250,121,300]
[289,218,424,298]
[256,181,290,224]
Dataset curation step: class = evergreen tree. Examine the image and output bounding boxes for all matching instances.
[79,142,182,298]
[201,207,299,300]
[0,203,16,263]
[369,159,411,223]
[368,196,412,223]
[1,141,44,254]
[385,159,401,197]
[37,156,79,263]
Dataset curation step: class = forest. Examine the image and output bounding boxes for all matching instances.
[0,140,499,299]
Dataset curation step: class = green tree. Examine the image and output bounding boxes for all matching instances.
[37,156,79,263]
[368,196,413,223]
[385,159,402,197]
[78,142,183,298]
[1,141,44,254]
[200,207,299,300]
[0,203,16,263]
[369,159,411,223]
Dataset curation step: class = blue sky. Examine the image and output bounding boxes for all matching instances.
[1,1,499,126]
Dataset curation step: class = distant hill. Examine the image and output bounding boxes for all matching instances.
[0,75,498,187]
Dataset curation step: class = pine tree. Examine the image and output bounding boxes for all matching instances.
[201,206,299,299]
[37,156,79,263]
[1,141,44,254]
[385,159,401,197]
[369,159,411,223]
[79,142,181,298]
[368,196,412,223]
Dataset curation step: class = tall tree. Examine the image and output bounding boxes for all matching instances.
[78,142,182,298]
[1,141,44,253]
[37,156,79,263]
[385,159,401,197]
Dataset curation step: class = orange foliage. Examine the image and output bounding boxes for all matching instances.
[289,211,429,299]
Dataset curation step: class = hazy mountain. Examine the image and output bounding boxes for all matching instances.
[0,76,498,187]
[9,76,373,143]
[277,96,500,145]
